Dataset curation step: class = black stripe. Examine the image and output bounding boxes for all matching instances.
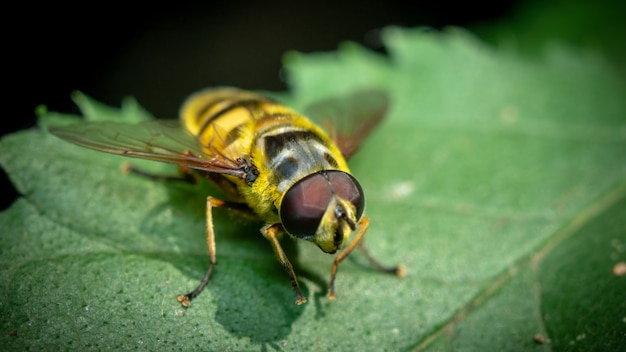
[323,152,339,168]
[263,130,325,161]
[194,98,227,126]
[197,99,262,137]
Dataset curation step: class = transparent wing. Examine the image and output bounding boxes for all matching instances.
[304,90,389,159]
[48,119,247,178]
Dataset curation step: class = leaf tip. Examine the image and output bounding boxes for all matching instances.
[70,90,88,105]
[282,50,303,65]
[34,104,48,117]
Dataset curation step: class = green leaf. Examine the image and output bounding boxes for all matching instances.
[473,0,626,72]
[2,27,625,351]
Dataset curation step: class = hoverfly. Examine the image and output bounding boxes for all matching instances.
[49,88,404,306]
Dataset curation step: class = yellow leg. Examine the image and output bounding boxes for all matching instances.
[177,196,231,307]
[327,216,405,300]
[358,236,406,278]
[262,224,307,305]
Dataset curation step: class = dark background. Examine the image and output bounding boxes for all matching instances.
[3,0,521,208]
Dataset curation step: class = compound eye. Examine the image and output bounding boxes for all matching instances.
[326,171,365,220]
[280,173,332,239]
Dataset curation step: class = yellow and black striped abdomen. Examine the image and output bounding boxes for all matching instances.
[180,88,275,158]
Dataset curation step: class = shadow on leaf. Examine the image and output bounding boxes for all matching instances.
[142,179,317,345]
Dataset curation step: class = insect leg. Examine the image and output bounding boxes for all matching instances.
[177,196,248,307]
[327,216,405,300]
[261,224,308,305]
[357,236,406,277]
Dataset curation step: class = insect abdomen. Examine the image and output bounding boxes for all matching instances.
[179,88,268,152]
